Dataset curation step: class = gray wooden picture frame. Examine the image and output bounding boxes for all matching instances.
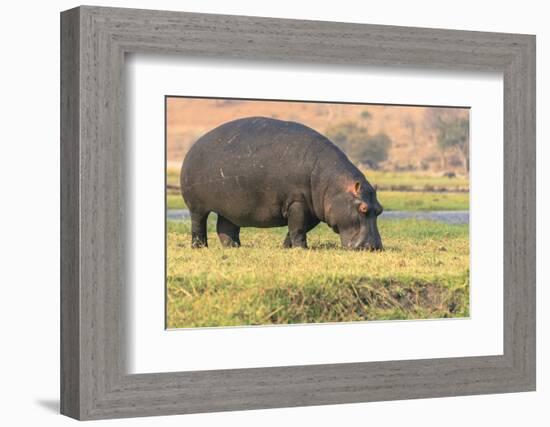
[60,5,536,420]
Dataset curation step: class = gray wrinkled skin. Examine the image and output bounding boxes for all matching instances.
[181,116,383,250]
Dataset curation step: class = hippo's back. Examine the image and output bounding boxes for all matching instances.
[180,117,333,226]
[183,116,327,173]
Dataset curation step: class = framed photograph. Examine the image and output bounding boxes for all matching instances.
[60,6,536,420]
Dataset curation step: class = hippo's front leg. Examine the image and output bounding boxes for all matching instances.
[284,202,310,249]
[283,215,320,248]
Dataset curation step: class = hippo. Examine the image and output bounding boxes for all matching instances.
[180,116,383,250]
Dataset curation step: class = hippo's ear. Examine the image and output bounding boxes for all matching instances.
[352,181,361,197]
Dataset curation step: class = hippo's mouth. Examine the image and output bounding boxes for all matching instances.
[347,240,383,251]
[343,232,383,251]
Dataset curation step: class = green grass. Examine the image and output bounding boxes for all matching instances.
[165,191,468,211]
[379,191,468,211]
[364,170,469,191]
[167,167,180,188]
[167,194,187,209]
[167,218,469,328]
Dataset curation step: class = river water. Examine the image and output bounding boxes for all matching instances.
[166,209,469,225]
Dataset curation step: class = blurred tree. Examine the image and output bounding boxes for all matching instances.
[325,122,392,169]
[360,133,392,168]
[434,116,469,172]
[402,114,419,169]
[360,109,372,120]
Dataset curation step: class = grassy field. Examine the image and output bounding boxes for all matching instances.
[167,191,468,211]
[167,218,469,328]
[379,191,468,211]
[166,168,469,211]
[365,170,469,191]
[166,168,470,328]
[167,167,180,188]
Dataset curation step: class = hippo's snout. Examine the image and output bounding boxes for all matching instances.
[346,215,383,251]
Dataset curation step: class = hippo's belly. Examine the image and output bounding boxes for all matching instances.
[221,206,288,228]
[189,177,289,228]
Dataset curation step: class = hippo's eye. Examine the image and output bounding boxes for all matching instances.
[375,205,384,216]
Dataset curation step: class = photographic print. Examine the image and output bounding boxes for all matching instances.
[166,97,470,328]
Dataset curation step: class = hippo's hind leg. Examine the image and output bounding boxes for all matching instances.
[216,215,241,248]
[190,210,209,248]
[283,203,319,249]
